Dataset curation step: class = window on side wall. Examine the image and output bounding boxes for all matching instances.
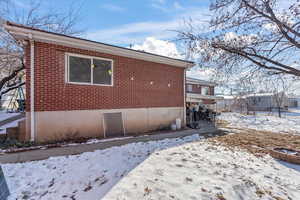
[187,84,193,92]
[201,86,209,95]
[67,54,113,86]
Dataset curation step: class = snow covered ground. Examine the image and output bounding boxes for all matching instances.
[0,112,19,122]
[2,135,201,200]
[0,112,23,134]
[219,110,300,134]
[0,118,24,134]
[2,135,300,200]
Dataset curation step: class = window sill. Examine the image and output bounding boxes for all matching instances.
[66,82,113,87]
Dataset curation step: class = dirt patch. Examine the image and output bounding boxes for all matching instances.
[215,119,230,128]
[209,129,300,157]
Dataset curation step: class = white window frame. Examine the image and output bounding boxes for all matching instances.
[201,86,210,95]
[187,84,193,92]
[65,53,114,86]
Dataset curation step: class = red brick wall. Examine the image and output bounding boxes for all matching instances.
[192,84,202,94]
[25,41,184,112]
[202,99,215,104]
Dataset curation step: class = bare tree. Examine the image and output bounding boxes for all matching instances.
[231,75,260,114]
[0,0,82,108]
[177,0,300,77]
[265,75,294,117]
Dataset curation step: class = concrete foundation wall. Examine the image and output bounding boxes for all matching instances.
[26,107,184,142]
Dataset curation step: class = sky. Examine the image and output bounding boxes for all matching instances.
[7,0,210,47]
[10,0,212,80]
[79,0,210,46]
[9,0,210,58]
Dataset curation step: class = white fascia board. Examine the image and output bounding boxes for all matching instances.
[6,25,195,68]
[186,93,223,100]
[186,80,217,87]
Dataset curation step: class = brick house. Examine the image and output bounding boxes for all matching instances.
[185,77,221,110]
[5,22,194,142]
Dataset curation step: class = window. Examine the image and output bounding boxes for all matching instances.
[67,54,113,86]
[201,86,209,95]
[69,56,91,83]
[187,84,193,92]
[93,59,112,85]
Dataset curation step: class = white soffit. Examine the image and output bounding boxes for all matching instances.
[5,23,195,68]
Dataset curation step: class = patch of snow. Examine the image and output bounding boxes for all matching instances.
[85,136,134,144]
[0,118,24,134]
[62,137,134,147]
[2,134,201,200]
[277,160,300,173]
[3,134,300,199]
[103,141,300,200]
[219,112,300,134]
[0,112,19,122]
[275,148,298,155]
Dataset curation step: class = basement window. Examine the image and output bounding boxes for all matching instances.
[66,53,113,86]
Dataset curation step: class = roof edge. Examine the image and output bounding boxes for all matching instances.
[4,21,195,68]
[186,77,217,86]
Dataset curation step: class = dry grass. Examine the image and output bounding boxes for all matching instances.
[209,129,300,156]
[215,119,230,128]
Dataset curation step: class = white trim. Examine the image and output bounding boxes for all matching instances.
[30,40,35,142]
[186,77,217,87]
[186,93,223,100]
[122,112,126,137]
[103,116,106,138]
[65,53,114,86]
[201,86,210,96]
[183,68,186,126]
[5,24,195,68]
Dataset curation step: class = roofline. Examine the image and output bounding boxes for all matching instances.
[186,77,217,86]
[4,21,195,68]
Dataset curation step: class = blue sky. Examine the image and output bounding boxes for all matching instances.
[80,0,210,46]
[9,0,213,80]
[23,0,210,46]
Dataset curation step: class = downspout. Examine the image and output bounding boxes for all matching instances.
[183,68,186,126]
[29,36,35,141]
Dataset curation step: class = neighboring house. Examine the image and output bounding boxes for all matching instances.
[245,92,289,111]
[185,77,222,110]
[5,22,194,142]
[288,95,300,108]
[218,92,289,112]
[216,95,236,112]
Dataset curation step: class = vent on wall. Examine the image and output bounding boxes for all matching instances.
[103,112,125,138]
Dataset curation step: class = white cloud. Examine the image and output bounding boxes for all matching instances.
[85,8,209,45]
[173,2,183,10]
[131,37,183,59]
[186,67,216,81]
[101,4,126,12]
[85,19,181,45]
[131,37,217,83]
[11,0,29,8]
[151,0,184,12]
[155,0,166,4]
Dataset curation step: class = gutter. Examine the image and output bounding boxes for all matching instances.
[4,23,195,68]
[3,21,36,141]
